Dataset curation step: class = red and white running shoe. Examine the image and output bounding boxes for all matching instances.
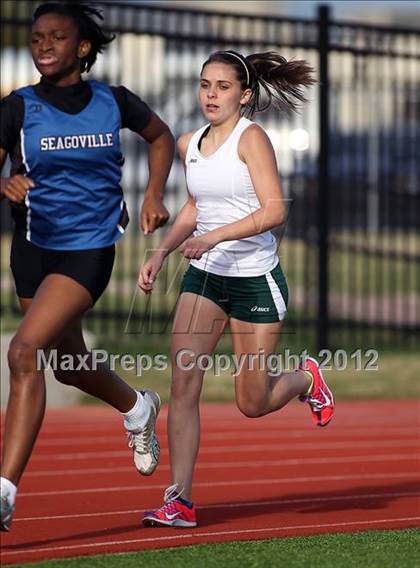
[299,356,335,427]
[143,484,197,528]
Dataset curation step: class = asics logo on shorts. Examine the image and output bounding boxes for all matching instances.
[189,158,198,163]
[251,306,270,312]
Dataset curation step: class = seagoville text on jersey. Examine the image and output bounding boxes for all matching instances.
[40,132,114,152]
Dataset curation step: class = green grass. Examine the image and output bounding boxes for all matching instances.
[121,351,420,403]
[77,331,419,404]
[2,306,418,404]
[327,230,419,296]
[9,529,420,568]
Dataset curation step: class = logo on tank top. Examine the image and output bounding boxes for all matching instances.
[40,133,114,151]
[189,158,198,163]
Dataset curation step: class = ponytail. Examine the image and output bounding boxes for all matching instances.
[202,50,315,117]
[246,52,316,116]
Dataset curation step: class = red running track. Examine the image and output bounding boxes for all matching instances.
[1,400,419,565]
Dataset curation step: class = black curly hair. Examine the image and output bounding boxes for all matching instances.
[32,2,115,72]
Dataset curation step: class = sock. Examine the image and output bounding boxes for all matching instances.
[122,390,149,432]
[0,477,17,503]
[303,370,314,396]
[178,496,193,508]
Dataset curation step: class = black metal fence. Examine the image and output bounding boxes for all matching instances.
[1,1,419,350]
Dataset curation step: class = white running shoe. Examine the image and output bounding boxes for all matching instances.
[0,489,15,532]
[127,390,161,476]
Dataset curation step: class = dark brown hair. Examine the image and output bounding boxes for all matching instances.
[201,50,316,117]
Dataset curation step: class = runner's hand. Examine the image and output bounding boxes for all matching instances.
[0,175,34,203]
[179,234,217,260]
[138,253,165,294]
[140,194,169,235]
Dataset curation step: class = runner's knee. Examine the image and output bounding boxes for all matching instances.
[170,368,202,404]
[236,401,265,418]
[236,393,265,418]
[8,336,39,378]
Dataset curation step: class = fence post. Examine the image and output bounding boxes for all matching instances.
[317,4,330,351]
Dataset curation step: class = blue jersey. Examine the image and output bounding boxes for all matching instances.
[14,80,128,250]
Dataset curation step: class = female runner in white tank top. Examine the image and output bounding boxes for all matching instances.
[138,50,335,528]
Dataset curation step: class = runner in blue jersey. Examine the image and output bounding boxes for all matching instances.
[0,2,175,531]
[138,50,335,528]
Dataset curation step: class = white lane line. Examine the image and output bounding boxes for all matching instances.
[13,475,420,523]
[33,424,418,437]
[203,491,420,510]
[24,459,420,478]
[2,516,420,557]
[203,426,418,439]
[19,476,420,498]
[14,436,420,449]
[27,446,420,462]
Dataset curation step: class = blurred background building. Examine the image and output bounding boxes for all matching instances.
[1,0,419,352]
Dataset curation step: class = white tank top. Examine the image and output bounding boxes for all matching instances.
[185,117,279,277]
